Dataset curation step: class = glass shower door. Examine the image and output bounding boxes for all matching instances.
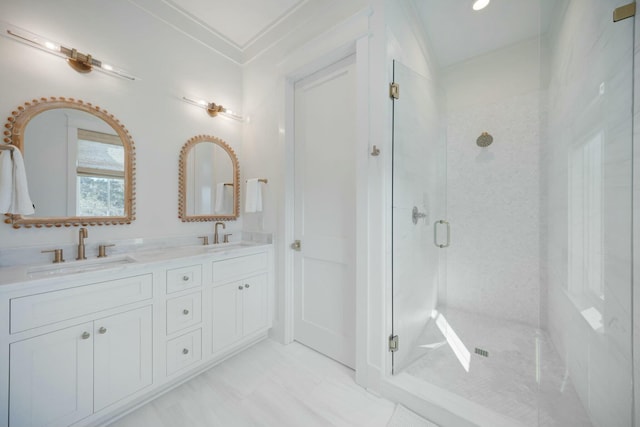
[391,60,447,373]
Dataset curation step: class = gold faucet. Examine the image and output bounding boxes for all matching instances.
[77,227,88,260]
[214,222,226,244]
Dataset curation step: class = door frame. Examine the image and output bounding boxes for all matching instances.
[282,35,369,383]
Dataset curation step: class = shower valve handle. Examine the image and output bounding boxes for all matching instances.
[412,206,427,224]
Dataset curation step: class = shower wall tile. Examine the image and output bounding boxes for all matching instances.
[544,1,635,425]
[444,90,541,326]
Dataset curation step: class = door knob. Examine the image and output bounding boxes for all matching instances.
[291,240,301,251]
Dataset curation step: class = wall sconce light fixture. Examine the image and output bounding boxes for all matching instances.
[182,96,243,121]
[0,21,136,80]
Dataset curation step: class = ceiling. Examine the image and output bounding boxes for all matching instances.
[129,0,317,64]
[129,0,557,67]
[163,0,306,49]
[411,0,557,68]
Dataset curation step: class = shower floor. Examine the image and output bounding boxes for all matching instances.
[400,308,592,427]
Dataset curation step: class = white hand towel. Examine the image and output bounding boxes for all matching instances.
[214,182,226,213]
[245,178,263,213]
[0,150,12,213]
[9,148,34,215]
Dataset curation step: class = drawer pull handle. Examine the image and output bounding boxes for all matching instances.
[182,348,189,355]
[98,327,107,334]
[81,332,91,340]
[244,284,250,289]
[238,285,244,290]
[183,309,190,315]
[182,275,190,281]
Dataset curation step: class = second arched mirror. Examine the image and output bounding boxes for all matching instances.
[178,135,239,222]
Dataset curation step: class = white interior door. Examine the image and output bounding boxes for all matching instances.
[293,55,357,369]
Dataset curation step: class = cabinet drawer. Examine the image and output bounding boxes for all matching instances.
[212,252,268,284]
[10,274,153,334]
[166,291,202,335]
[166,329,202,376]
[166,264,202,294]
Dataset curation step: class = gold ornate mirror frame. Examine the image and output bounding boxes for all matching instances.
[3,97,136,228]
[178,135,240,222]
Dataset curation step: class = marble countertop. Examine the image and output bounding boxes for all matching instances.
[0,240,272,290]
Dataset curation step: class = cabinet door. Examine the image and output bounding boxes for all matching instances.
[211,282,242,353]
[242,273,268,336]
[9,323,93,427]
[94,306,152,412]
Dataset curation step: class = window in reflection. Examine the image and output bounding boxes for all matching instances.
[76,129,125,216]
[569,131,603,310]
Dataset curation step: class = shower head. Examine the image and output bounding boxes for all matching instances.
[476,132,493,147]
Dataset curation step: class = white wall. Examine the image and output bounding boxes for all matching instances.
[443,38,542,327]
[0,0,243,262]
[543,1,634,426]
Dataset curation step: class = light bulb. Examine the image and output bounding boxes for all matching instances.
[472,0,490,11]
[44,41,59,51]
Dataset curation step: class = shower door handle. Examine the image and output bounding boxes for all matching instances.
[434,220,450,248]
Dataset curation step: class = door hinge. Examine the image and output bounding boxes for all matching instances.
[614,2,636,22]
[389,82,399,99]
[388,335,399,352]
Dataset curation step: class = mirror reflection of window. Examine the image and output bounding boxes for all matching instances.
[75,129,125,216]
[568,131,604,327]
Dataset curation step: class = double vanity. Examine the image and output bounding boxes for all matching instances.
[0,240,274,427]
[0,92,265,427]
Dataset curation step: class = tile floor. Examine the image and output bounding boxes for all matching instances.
[108,339,397,427]
[402,308,592,427]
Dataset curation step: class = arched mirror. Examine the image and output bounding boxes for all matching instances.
[3,97,136,228]
[178,135,239,222]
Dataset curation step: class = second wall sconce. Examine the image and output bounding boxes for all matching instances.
[0,21,136,80]
[182,96,244,121]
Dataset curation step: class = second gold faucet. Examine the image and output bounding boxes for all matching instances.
[77,227,88,260]
[214,222,226,244]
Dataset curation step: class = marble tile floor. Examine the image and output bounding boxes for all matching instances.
[401,307,593,427]
[108,339,398,427]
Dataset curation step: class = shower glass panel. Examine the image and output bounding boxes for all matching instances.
[391,60,446,374]
[390,1,634,426]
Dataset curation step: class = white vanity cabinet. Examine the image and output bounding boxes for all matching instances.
[210,253,270,354]
[8,295,152,427]
[9,276,153,427]
[0,243,273,427]
[9,322,94,427]
[211,273,268,353]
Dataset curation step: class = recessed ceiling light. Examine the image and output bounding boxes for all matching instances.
[473,0,490,11]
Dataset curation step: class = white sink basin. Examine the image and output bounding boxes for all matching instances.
[27,255,137,278]
[202,241,259,252]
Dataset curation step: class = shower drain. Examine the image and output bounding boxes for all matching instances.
[475,347,489,358]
